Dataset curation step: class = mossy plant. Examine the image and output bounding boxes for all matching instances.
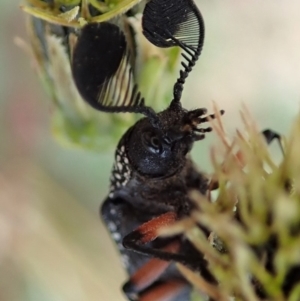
[161,107,300,301]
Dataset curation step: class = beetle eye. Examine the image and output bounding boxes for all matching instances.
[150,136,160,148]
[142,132,162,154]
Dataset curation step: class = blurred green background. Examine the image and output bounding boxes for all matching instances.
[1,1,300,300]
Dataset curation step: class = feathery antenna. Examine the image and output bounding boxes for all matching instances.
[142,0,205,105]
[72,22,159,122]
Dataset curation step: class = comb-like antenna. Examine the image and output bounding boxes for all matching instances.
[72,22,158,121]
[142,0,204,104]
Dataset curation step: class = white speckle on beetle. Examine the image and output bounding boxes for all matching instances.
[121,254,129,268]
[107,221,117,232]
[115,181,121,187]
[113,232,121,241]
[110,208,116,215]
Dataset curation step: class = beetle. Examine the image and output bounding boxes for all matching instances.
[71,0,224,300]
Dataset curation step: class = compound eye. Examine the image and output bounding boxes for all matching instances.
[142,132,162,154]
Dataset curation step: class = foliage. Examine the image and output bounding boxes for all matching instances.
[162,107,300,301]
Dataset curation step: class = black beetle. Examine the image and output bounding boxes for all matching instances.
[72,0,223,299]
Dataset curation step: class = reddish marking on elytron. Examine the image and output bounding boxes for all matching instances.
[136,212,177,244]
[130,241,181,291]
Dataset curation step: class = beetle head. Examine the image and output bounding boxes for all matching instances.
[125,101,216,178]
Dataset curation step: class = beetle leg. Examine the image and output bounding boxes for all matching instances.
[124,211,177,245]
[123,241,180,294]
[138,280,189,301]
[122,212,214,274]
[261,129,284,154]
[123,241,187,301]
[236,129,283,164]
[122,242,192,301]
